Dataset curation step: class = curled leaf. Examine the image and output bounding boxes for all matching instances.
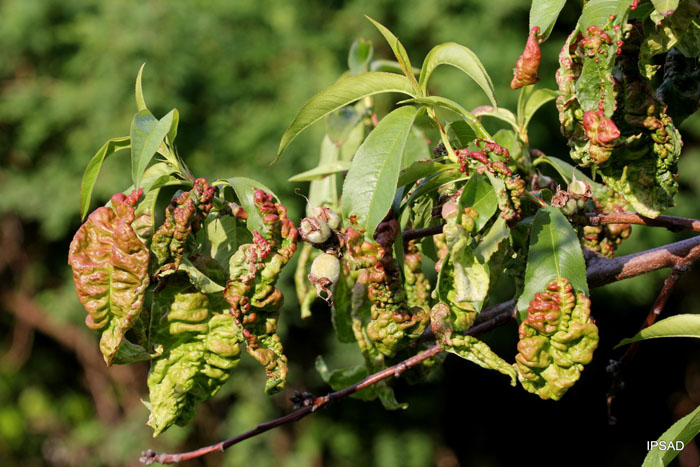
[151,178,215,277]
[511,27,542,89]
[515,278,598,400]
[224,190,298,394]
[147,275,242,436]
[68,189,149,365]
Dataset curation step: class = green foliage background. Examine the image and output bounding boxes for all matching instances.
[1,0,700,465]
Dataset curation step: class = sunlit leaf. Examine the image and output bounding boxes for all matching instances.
[276,72,416,161]
[615,314,700,348]
[516,207,588,320]
[80,136,130,220]
[419,42,498,107]
[341,106,420,236]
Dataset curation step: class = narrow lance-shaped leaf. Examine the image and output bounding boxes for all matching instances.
[80,136,130,220]
[643,403,700,467]
[615,314,700,348]
[68,190,149,365]
[529,0,567,40]
[309,136,340,212]
[288,161,351,182]
[516,206,588,321]
[130,109,177,188]
[341,105,420,237]
[275,72,416,161]
[348,38,374,75]
[518,87,558,133]
[135,63,148,112]
[419,42,498,107]
[365,16,419,90]
[400,96,491,139]
[472,105,519,133]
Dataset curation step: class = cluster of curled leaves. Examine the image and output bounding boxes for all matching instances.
[69,175,297,435]
[68,3,700,442]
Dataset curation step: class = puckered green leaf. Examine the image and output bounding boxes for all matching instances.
[199,215,252,268]
[516,207,588,321]
[643,403,700,467]
[419,42,497,107]
[515,278,598,400]
[580,0,632,30]
[224,191,297,394]
[147,275,242,436]
[341,105,420,237]
[80,136,130,220]
[529,0,567,40]
[68,190,149,365]
[276,72,416,161]
[615,314,700,348]
[639,1,700,79]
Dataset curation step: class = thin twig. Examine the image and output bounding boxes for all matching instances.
[140,345,444,465]
[585,212,700,233]
[400,212,700,243]
[606,266,686,424]
[141,233,700,465]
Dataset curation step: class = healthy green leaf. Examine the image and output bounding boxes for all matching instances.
[135,63,147,112]
[642,403,700,467]
[419,42,498,107]
[472,106,519,133]
[80,136,130,220]
[402,126,431,169]
[309,136,340,212]
[331,266,356,343]
[615,314,700,348]
[459,172,498,232]
[397,160,454,188]
[341,105,420,236]
[400,96,490,139]
[403,169,466,208]
[369,59,420,75]
[365,16,419,89]
[315,356,375,401]
[216,177,278,234]
[130,109,176,188]
[276,72,415,161]
[288,161,351,182]
[529,0,568,40]
[516,206,588,320]
[447,120,477,147]
[518,87,558,133]
[532,155,606,196]
[348,38,374,75]
[325,102,366,145]
[651,0,679,16]
[178,257,225,293]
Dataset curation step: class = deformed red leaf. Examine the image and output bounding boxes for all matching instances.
[68,189,150,365]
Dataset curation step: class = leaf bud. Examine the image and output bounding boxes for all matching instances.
[309,205,341,230]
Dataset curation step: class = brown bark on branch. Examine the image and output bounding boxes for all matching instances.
[141,233,700,465]
[400,212,700,243]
